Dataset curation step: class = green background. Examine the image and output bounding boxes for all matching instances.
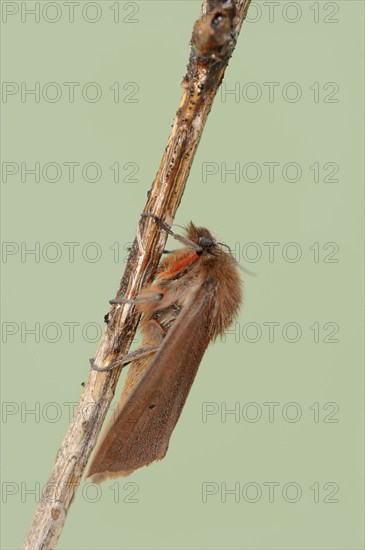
[1,1,364,548]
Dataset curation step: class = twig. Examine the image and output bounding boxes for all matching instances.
[22,1,252,548]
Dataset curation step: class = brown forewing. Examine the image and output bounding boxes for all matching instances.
[87,280,218,482]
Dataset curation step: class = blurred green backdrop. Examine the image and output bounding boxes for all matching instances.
[1,1,364,549]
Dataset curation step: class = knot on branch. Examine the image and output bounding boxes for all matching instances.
[191,0,237,63]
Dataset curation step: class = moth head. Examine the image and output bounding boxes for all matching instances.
[186,223,217,254]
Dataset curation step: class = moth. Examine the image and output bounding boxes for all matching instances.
[87,215,242,483]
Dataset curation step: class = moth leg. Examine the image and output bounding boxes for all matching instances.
[90,345,159,372]
[141,212,174,235]
[142,212,200,251]
[109,297,135,305]
[110,290,163,306]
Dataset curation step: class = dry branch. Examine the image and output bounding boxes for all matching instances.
[22,1,252,548]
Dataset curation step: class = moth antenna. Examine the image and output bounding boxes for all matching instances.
[170,223,186,232]
[217,241,232,253]
[141,212,201,251]
[218,241,257,276]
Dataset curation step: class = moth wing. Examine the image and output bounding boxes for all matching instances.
[87,280,217,482]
